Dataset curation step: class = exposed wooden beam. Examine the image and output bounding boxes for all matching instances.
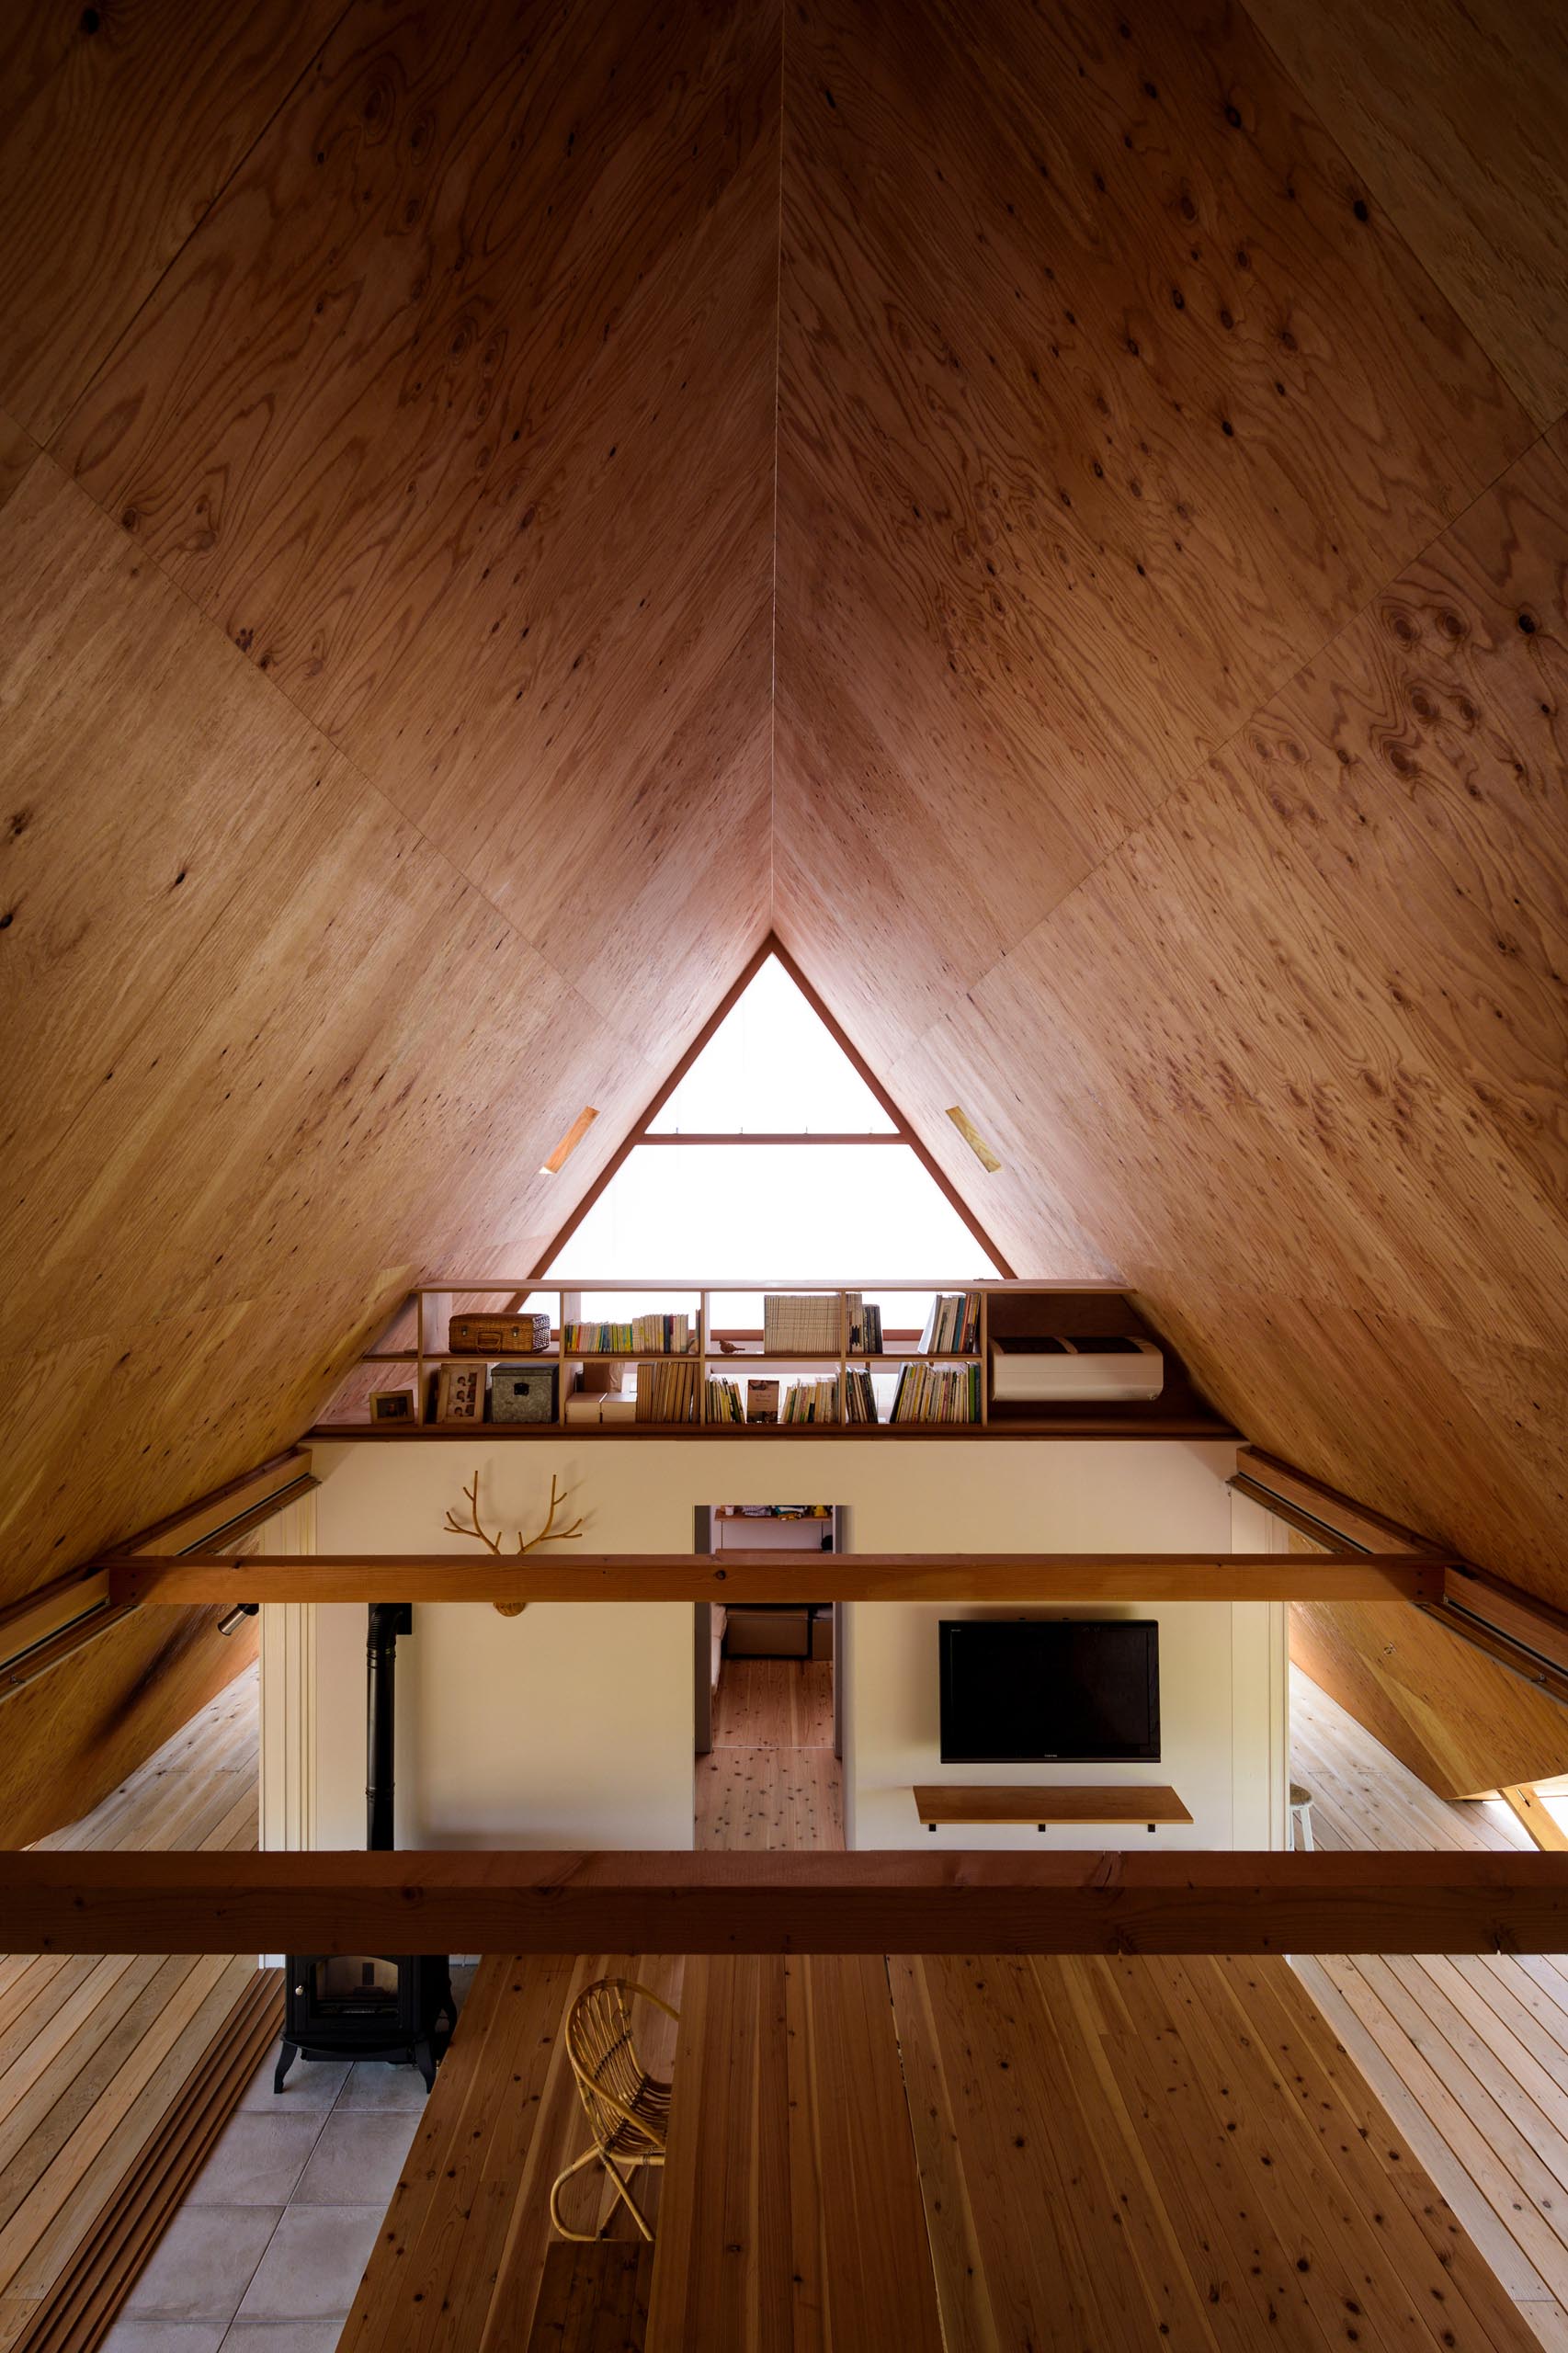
[101,1550,1449,1607]
[6,1849,1568,1957]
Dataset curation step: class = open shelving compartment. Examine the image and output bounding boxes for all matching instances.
[312,1281,1238,1439]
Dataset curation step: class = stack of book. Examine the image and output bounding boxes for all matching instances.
[763,1293,854,1353]
[917,1292,981,1354]
[848,1302,883,1354]
[889,1362,983,1422]
[563,1313,692,1355]
[635,1359,699,1422]
[780,1375,839,1423]
[842,1366,878,1422]
[704,1375,745,1422]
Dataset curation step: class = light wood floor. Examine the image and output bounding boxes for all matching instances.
[697,1659,843,1851]
[0,1665,260,2351]
[346,1935,1538,2351]
[348,1656,1544,2349]
[1290,1665,1568,2351]
[710,1657,834,1747]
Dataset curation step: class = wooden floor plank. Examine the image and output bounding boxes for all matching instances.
[711,1659,834,1748]
[1291,1667,1568,2334]
[694,1744,843,1850]
[0,1663,264,2334]
[645,1954,942,2353]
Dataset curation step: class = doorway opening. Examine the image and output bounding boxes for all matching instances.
[694,1506,844,1850]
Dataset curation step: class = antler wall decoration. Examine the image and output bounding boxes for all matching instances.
[443,1471,585,1616]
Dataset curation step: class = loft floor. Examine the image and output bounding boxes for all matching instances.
[1290,1664,1568,2347]
[0,1667,261,2348]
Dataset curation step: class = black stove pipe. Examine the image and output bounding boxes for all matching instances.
[366,1602,412,1853]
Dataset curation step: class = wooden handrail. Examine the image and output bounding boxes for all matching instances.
[6,1848,1568,1956]
[101,1550,1450,1607]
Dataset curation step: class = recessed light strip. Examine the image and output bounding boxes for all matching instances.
[540,1106,598,1176]
[945,1105,1002,1174]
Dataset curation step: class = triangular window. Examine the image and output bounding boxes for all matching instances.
[545,954,999,1284]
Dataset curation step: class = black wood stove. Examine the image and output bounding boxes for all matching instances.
[277,1950,453,2091]
[276,1603,454,2094]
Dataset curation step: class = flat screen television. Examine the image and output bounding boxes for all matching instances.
[938,1618,1160,1762]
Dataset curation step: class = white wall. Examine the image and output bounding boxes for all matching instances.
[290,1436,1284,1853]
[842,1440,1285,1850]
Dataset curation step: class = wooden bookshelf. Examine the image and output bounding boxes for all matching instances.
[312,1282,1237,1440]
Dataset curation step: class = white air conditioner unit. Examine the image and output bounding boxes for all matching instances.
[990,1336,1165,1404]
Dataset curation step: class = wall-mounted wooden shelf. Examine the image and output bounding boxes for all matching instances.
[312,1280,1236,1441]
[913,1785,1192,1830]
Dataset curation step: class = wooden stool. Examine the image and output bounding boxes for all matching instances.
[550,1977,678,2244]
[1290,1780,1315,1850]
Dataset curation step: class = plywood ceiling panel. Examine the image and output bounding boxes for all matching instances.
[1,0,1566,1682]
[0,0,774,1606]
[0,0,343,439]
[53,0,778,1026]
[769,0,1568,1608]
[1243,0,1568,427]
[774,0,1534,1068]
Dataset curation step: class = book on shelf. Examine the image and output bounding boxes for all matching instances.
[889,1361,982,1423]
[762,1292,855,1354]
[704,1375,745,1423]
[916,1291,981,1355]
[849,1302,883,1354]
[780,1374,839,1424]
[842,1365,878,1422]
[562,1313,691,1356]
[746,1378,780,1425]
[634,1358,698,1423]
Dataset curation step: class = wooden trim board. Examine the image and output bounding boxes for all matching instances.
[7,1850,1568,1956]
[103,1550,1449,1606]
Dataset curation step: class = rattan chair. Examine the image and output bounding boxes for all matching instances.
[549,1976,679,2243]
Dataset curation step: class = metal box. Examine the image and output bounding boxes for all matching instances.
[490,1365,558,1422]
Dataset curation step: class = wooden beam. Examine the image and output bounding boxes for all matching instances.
[101,1550,1449,1607]
[6,1849,1568,1957]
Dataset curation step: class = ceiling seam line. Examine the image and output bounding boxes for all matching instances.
[912,408,1564,1059]
[40,1,359,456]
[767,0,787,927]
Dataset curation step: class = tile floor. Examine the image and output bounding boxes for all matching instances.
[104,1963,476,2353]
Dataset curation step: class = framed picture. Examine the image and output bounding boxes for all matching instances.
[436,1361,487,1424]
[369,1387,418,1425]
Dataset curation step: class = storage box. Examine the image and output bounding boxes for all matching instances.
[563,1392,637,1426]
[449,1313,551,1356]
[490,1365,558,1422]
[990,1336,1164,1403]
